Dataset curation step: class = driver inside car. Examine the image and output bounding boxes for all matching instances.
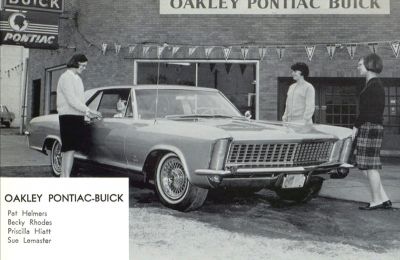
[113,98,127,118]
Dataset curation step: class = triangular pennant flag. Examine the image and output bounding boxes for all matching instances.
[305,45,316,61]
[114,43,121,55]
[239,64,247,75]
[172,46,180,57]
[223,47,232,61]
[142,46,151,57]
[205,47,214,58]
[210,63,216,72]
[128,45,136,54]
[157,46,166,59]
[258,47,267,60]
[276,46,285,60]
[368,43,378,53]
[346,44,357,60]
[225,63,232,74]
[326,44,337,60]
[390,41,400,58]
[241,47,249,60]
[188,46,197,56]
[101,43,108,55]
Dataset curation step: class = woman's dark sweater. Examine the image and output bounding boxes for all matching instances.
[354,78,385,128]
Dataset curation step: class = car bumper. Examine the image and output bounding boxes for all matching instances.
[194,162,353,176]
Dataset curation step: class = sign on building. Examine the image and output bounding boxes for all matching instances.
[1,0,64,13]
[0,10,59,49]
[160,0,391,15]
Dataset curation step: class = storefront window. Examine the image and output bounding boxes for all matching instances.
[137,63,196,86]
[136,61,257,118]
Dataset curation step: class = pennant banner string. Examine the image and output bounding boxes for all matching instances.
[172,46,180,57]
[326,44,337,60]
[188,46,197,56]
[368,43,378,53]
[346,44,357,60]
[390,41,400,58]
[259,47,267,60]
[305,45,316,61]
[276,46,285,60]
[223,47,232,61]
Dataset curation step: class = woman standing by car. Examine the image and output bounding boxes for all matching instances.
[282,62,315,125]
[57,54,101,178]
[354,53,391,210]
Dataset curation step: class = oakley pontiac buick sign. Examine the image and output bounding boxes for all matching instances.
[2,0,64,13]
[160,0,390,14]
[0,11,59,49]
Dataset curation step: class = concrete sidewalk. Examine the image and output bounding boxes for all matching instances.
[1,129,399,208]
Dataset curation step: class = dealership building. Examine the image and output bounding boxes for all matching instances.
[5,0,399,151]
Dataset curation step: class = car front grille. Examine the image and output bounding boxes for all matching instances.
[225,141,334,168]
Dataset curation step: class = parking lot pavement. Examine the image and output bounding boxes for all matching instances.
[320,160,400,209]
[1,127,399,208]
[0,128,49,167]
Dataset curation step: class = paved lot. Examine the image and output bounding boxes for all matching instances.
[2,127,400,259]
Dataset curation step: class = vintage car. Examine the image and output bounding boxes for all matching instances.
[27,85,353,211]
[0,105,15,128]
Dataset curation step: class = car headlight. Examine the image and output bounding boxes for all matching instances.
[339,137,353,163]
[329,139,344,163]
[209,138,231,170]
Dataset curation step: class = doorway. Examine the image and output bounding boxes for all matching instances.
[31,79,41,118]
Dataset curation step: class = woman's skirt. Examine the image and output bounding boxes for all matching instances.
[354,122,384,170]
[59,115,85,152]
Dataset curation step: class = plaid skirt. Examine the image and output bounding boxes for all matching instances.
[354,122,383,170]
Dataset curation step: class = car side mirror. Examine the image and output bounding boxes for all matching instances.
[244,110,252,120]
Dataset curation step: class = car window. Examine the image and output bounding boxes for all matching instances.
[87,91,103,111]
[125,96,133,118]
[136,89,241,119]
[97,89,130,118]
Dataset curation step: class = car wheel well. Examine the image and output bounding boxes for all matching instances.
[142,150,171,182]
[43,138,57,154]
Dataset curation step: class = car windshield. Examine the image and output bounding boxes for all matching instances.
[135,89,242,119]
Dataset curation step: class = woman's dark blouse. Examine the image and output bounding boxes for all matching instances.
[354,78,385,128]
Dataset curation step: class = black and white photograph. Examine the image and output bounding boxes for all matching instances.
[1,0,399,259]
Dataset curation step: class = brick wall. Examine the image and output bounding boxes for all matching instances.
[27,0,400,121]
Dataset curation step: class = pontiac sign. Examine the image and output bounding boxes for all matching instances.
[2,0,64,13]
[160,0,390,14]
[0,11,59,49]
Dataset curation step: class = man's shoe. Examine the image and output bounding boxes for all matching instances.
[359,200,392,210]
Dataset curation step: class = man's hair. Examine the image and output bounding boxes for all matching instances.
[290,62,309,77]
[362,53,383,74]
[67,54,88,68]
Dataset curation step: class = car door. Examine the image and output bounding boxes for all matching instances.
[85,88,131,169]
[123,88,156,172]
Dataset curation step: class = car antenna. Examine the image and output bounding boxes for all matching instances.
[154,60,161,124]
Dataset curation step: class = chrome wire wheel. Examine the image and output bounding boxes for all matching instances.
[156,154,189,204]
[51,140,62,177]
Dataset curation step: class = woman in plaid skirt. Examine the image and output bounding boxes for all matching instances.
[353,53,392,210]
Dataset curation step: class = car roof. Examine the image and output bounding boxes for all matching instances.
[87,85,219,93]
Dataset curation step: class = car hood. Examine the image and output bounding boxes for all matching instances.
[165,118,352,141]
